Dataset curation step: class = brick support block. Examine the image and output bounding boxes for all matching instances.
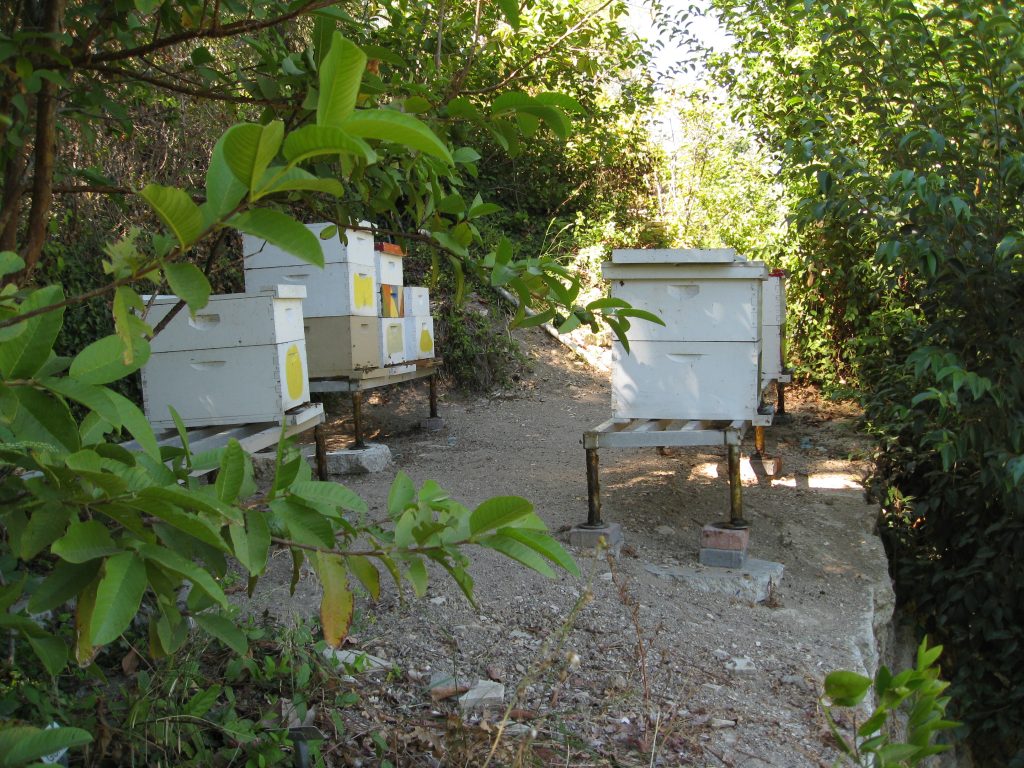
[700,524,750,551]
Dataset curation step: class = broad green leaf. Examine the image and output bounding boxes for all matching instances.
[316,551,353,647]
[290,479,367,513]
[432,230,468,257]
[271,498,335,548]
[184,683,223,716]
[824,670,872,707]
[17,502,70,560]
[453,147,481,164]
[90,552,146,645]
[0,726,91,766]
[221,121,284,194]
[0,250,25,277]
[317,33,366,127]
[255,166,346,198]
[478,533,556,578]
[130,498,226,551]
[403,96,433,113]
[74,577,98,665]
[215,439,245,503]
[436,193,466,215]
[69,333,151,385]
[139,184,204,249]
[282,124,377,165]
[195,613,248,654]
[342,109,453,164]
[312,16,336,69]
[28,560,101,613]
[0,284,64,379]
[446,97,482,121]
[535,92,584,113]
[107,390,159,461]
[469,496,534,536]
[10,386,80,452]
[230,209,324,268]
[229,510,271,576]
[497,527,580,576]
[27,632,68,676]
[205,130,247,218]
[406,557,427,597]
[139,485,242,523]
[387,471,416,518]
[164,263,211,313]
[917,637,943,670]
[491,91,533,114]
[136,543,228,608]
[346,555,380,600]
[495,0,520,28]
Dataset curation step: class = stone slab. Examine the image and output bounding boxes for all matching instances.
[325,442,391,474]
[568,522,624,555]
[699,547,748,569]
[420,416,446,432]
[642,558,784,603]
[458,680,505,713]
[700,524,750,551]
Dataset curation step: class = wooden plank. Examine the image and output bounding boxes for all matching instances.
[584,417,751,450]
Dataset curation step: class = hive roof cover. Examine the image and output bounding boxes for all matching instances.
[611,248,742,264]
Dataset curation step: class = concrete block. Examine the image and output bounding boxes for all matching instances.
[642,558,784,603]
[420,416,445,432]
[568,522,623,554]
[325,443,391,474]
[700,524,750,551]
[700,547,747,569]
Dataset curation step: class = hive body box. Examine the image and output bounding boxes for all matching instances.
[242,224,378,317]
[142,287,310,429]
[760,272,788,390]
[605,249,766,421]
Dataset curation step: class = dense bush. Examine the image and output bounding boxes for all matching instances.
[708,0,1024,762]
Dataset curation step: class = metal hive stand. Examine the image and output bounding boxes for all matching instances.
[581,417,752,532]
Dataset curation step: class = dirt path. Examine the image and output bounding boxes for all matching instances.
[252,328,894,767]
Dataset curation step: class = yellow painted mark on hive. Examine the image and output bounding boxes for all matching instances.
[419,327,433,353]
[386,323,403,354]
[285,344,304,399]
[353,273,375,309]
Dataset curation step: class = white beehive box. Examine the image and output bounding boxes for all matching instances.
[376,250,403,287]
[761,272,788,389]
[243,225,378,317]
[604,251,767,421]
[141,287,310,428]
[404,316,435,361]
[380,317,407,366]
[403,287,430,316]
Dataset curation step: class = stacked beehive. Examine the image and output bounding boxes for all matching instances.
[243,224,434,380]
[141,286,311,429]
[759,269,789,393]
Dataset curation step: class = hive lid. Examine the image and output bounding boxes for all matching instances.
[611,248,742,264]
[142,285,307,305]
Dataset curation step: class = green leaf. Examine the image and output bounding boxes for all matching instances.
[183,682,223,716]
[27,632,68,676]
[256,166,346,198]
[387,472,416,518]
[282,124,377,165]
[139,184,204,249]
[69,333,151,385]
[497,527,579,576]
[133,498,226,551]
[205,130,248,218]
[875,744,923,763]
[17,502,70,560]
[229,510,271,576]
[479,533,555,578]
[317,33,366,127]
[107,389,159,461]
[215,439,245,503]
[406,557,427,597]
[195,613,248,654]
[10,386,80,452]
[221,121,284,194]
[90,552,147,645]
[0,250,25,277]
[28,560,101,613]
[824,670,872,707]
[136,543,228,608]
[316,551,353,647]
[0,726,91,767]
[272,498,335,548]
[0,284,64,379]
[164,263,211,313]
[342,109,453,164]
[346,555,380,600]
[917,637,942,670]
[495,0,520,28]
[311,16,336,69]
[230,209,324,268]
[469,496,533,536]
[290,479,368,513]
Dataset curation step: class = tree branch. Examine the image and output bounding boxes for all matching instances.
[84,63,290,106]
[71,0,334,67]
